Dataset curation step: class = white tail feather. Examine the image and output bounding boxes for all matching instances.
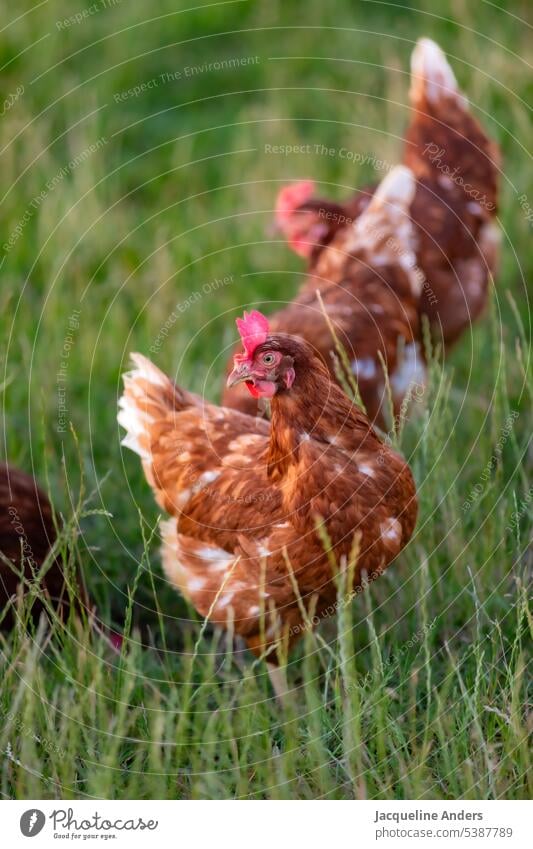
[118,353,177,463]
[371,164,416,210]
[128,352,169,388]
[347,166,422,295]
[410,38,467,108]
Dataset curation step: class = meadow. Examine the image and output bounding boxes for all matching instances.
[0,0,531,799]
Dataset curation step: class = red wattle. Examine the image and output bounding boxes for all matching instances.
[245,380,276,399]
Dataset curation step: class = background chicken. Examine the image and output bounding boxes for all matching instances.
[118,311,417,694]
[0,463,86,629]
[223,165,426,426]
[0,463,121,649]
[274,37,500,349]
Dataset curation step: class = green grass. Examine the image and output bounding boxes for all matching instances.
[0,0,531,799]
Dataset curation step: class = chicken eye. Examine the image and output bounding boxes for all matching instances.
[262,353,275,365]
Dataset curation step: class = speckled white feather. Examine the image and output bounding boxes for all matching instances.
[346,166,422,296]
[410,38,467,108]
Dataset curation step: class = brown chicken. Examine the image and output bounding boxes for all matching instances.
[0,463,85,628]
[223,165,426,426]
[118,311,417,694]
[274,38,500,349]
[0,463,121,649]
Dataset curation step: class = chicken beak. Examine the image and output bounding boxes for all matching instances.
[226,361,253,389]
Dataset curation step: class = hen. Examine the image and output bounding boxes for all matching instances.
[0,463,86,628]
[0,463,121,649]
[274,38,500,349]
[118,311,417,693]
[223,165,425,426]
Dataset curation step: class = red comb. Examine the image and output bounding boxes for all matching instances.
[275,180,315,223]
[235,310,269,358]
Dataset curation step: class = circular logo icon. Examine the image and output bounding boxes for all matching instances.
[20,809,46,837]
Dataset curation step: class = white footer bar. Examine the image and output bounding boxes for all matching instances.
[2,799,531,848]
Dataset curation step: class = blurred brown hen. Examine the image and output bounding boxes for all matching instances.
[273,38,500,349]
[0,463,87,628]
[118,311,417,692]
[224,165,426,427]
